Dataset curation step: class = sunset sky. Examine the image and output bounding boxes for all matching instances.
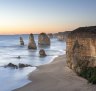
[0,0,96,34]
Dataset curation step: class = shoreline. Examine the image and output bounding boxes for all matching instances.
[14,55,96,91]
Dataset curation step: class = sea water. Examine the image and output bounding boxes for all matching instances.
[0,34,66,91]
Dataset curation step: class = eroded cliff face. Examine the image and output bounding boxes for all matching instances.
[57,31,70,41]
[66,26,96,73]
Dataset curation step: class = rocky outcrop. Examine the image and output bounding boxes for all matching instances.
[66,26,96,73]
[4,63,18,69]
[28,33,37,49]
[18,63,32,68]
[39,49,47,57]
[38,33,50,46]
[20,36,24,45]
[4,63,32,69]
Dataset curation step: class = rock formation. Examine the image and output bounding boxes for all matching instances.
[38,33,50,46]
[48,33,53,38]
[20,36,24,45]
[4,63,32,69]
[18,63,32,68]
[17,56,21,59]
[66,26,96,73]
[28,33,37,49]
[4,63,18,69]
[56,31,70,41]
[39,49,47,57]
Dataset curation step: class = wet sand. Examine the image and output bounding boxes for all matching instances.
[14,55,96,91]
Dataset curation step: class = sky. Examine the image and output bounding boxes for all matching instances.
[0,0,96,34]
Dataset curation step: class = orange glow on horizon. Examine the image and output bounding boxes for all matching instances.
[0,24,78,35]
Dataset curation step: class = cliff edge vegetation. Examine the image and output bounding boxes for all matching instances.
[66,26,96,84]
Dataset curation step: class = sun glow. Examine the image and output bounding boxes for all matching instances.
[0,0,96,35]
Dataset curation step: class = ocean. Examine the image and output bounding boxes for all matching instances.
[0,34,66,91]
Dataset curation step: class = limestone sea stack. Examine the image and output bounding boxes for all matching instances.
[38,33,50,46]
[39,49,47,57]
[28,33,37,49]
[66,26,96,73]
[20,36,24,45]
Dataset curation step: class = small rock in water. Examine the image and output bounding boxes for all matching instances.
[20,36,24,46]
[4,63,18,69]
[18,63,32,68]
[39,49,47,57]
[17,56,21,59]
[4,63,32,69]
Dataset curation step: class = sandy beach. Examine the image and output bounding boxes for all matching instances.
[14,55,96,91]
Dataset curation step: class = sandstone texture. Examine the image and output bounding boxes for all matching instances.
[66,26,96,73]
[38,33,50,46]
[28,34,37,49]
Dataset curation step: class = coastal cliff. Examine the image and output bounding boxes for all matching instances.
[66,26,96,83]
[66,26,96,72]
[56,31,70,41]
